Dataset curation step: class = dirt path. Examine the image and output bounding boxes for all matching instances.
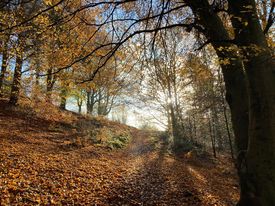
[0,105,239,205]
[104,131,239,206]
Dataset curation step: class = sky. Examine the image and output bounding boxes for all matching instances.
[66,97,166,130]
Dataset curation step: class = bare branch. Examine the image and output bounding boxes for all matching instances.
[263,2,274,34]
[0,0,66,33]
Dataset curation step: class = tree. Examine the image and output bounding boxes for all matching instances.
[9,43,24,105]
[75,2,273,202]
[0,34,9,96]
[228,1,274,205]
[0,0,274,204]
[140,30,192,149]
[80,1,274,204]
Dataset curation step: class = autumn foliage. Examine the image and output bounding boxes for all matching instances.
[0,100,238,205]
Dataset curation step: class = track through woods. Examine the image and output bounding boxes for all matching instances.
[0,103,238,205]
[106,131,239,206]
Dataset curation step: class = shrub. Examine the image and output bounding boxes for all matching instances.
[107,133,131,149]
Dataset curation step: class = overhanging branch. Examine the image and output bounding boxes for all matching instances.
[263,2,274,35]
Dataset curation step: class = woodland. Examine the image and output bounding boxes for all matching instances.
[0,0,274,206]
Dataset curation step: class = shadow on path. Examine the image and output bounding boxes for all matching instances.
[103,132,204,206]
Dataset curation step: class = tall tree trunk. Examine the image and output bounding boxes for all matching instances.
[166,103,172,137]
[59,88,67,110]
[77,96,82,113]
[167,86,183,149]
[228,1,275,205]
[87,91,91,114]
[169,100,182,149]
[97,91,103,115]
[188,116,193,142]
[87,90,97,115]
[170,103,178,145]
[208,113,217,158]
[188,1,250,204]
[223,100,235,160]
[212,104,223,150]
[9,54,23,106]
[46,68,55,102]
[189,0,249,152]
[32,67,40,101]
[0,38,9,96]
[218,69,235,160]
[192,114,197,140]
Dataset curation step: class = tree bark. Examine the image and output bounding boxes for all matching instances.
[188,0,249,152]
[188,1,250,204]
[46,68,56,102]
[188,116,193,142]
[77,96,82,113]
[9,54,23,106]
[228,1,275,205]
[0,38,9,96]
[87,90,97,115]
[218,69,235,160]
[212,101,223,150]
[223,99,235,160]
[59,88,67,110]
[208,113,217,158]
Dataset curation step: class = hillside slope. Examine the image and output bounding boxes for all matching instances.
[0,100,239,205]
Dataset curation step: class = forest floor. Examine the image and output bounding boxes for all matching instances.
[0,100,239,206]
